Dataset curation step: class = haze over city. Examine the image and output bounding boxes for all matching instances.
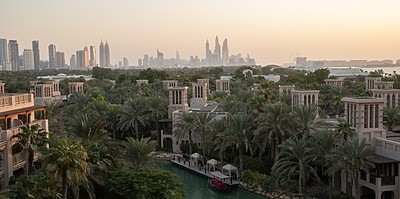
[1,0,400,65]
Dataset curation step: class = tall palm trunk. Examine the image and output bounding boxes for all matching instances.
[28,150,34,174]
[62,169,68,199]
[134,121,139,139]
[299,162,304,193]
[239,146,244,173]
[188,132,193,155]
[353,173,359,199]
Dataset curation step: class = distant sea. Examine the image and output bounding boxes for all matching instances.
[360,66,400,75]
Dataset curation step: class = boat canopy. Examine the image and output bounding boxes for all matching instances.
[210,171,230,179]
[207,159,219,171]
[222,164,239,178]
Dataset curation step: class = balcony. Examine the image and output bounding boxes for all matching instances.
[0,94,34,112]
[12,152,26,170]
[360,172,398,190]
[0,119,47,141]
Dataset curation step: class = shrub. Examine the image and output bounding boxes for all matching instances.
[241,170,274,192]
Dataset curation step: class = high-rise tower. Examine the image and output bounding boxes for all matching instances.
[32,40,40,70]
[205,40,210,66]
[0,38,8,69]
[9,40,19,71]
[222,38,229,66]
[214,36,221,65]
[157,49,164,67]
[56,52,65,68]
[48,44,57,69]
[99,40,105,67]
[23,49,34,70]
[89,46,96,67]
[105,41,110,67]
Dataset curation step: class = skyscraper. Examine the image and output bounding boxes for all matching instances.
[143,54,149,67]
[175,51,180,66]
[89,46,96,67]
[222,38,229,66]
[205,40,210,66]
[32,40,40,70]
[9,40,19,71]
[99,40,105,67]
[76,50,88,68]
[123,57,129,67]
[70,54,76,68]
[138,59,142,67]
[0,38,9,69]
[105,41,110,67]
[84,47,90,67]
[157,49,164,67]
[48,44,57,69]
[23,49,34,70]
[56,52,65,68]
[213,36,221,65]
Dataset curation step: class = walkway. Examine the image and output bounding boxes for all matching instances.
[170,159,241,186]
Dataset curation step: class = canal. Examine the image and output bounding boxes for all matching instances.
[157,161,266,199]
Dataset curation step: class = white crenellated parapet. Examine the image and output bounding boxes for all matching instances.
[278,85,295,94]
[291,90,319,106]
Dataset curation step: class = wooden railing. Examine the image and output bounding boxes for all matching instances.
[12,152,25,166]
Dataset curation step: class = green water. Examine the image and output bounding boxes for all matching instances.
[157,161,266,199]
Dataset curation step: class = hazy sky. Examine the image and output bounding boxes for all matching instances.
[1,0,400,65]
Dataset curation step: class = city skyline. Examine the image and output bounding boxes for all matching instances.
[1,0,400,65]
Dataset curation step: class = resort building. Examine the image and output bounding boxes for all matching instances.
[278,85,295,94]
[216,79,230,93]
[368,79,400,108]
[30,81,63,106]
[197,79,210,94]
[324,79,344,87]
[162,80,178,89]
[0,85,48,188]
[68,82,84,95]
[366,77,383,90]
[136,79,149,86]
[291,90,319,106]
[341,97,400,199]
[190,82,208,109]
[160,80,227,153]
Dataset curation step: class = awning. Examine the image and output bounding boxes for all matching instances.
[210,171,230,179]
[366,154,400,164]
[207,159,219,166]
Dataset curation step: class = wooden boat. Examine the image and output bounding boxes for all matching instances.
[208,178,231,193]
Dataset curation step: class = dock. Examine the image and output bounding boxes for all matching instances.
[170,159,241,186]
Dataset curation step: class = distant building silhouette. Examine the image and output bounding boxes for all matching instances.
[89,46,96,67]
[222,38,229,66]
[9,40,19,71]
[99,40,105,67]
[32,40,40,70]
[0,38,8,70]
[48,44,57,69]
[105,41,110,66]
[23,49,34,70]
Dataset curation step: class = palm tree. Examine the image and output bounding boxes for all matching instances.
[328,138,374,199]
[210,117,227,162]
[41,137,88,199]
[173,112,197,155]
[118,97,150,139]
[122,137,157,170]
[105,104,121,139]
[336,121,355,143]
[217,113,252,172]
[383,107,400,131]
[255,103,290,158]
[312,131,336,198]
[147,95,168,142]
[11,124,48,174]
[272,134,319,194]
[68,113,109,141]
[193,113,216,157]
[291,105,318,135]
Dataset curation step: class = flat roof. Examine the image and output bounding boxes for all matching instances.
[0,105,46,118]
[366,154,399,164]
